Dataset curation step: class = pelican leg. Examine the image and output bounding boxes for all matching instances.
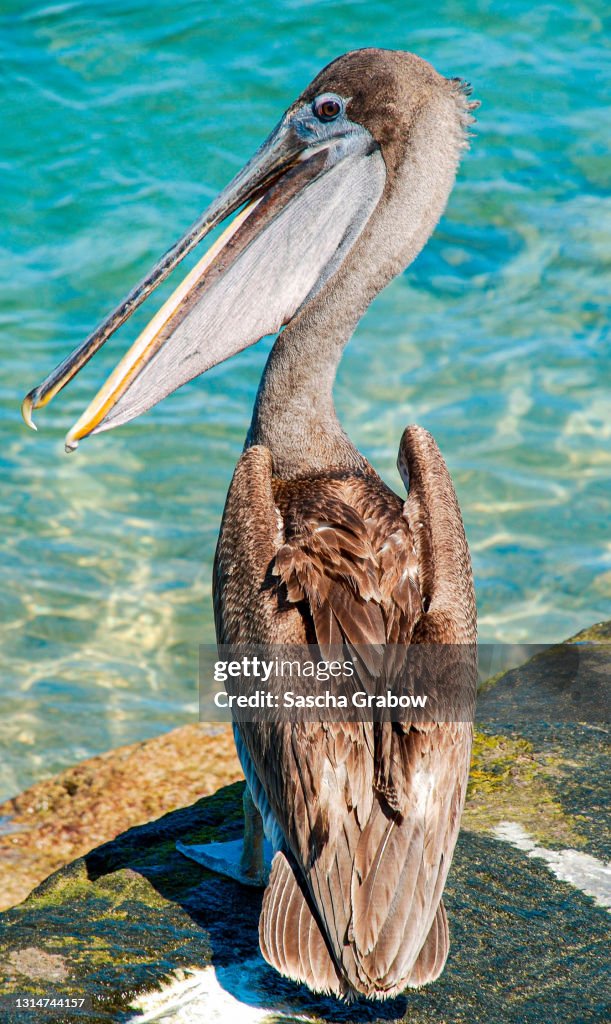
[239,786,267,881]
[176,786,272,887]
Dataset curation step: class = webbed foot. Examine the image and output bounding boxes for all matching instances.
[176,786,271,887]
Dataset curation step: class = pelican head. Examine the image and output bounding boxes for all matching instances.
[22,49,476,450]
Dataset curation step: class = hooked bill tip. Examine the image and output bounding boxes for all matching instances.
[21,392,38,431]
[64,436,79,454]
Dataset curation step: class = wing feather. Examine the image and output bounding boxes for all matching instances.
[214,432,476,998]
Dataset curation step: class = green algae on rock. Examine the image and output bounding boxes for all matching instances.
[0,723,242,912]
[0,628,608,1022]
[0,786,244,1022]
[0,781,609,1024]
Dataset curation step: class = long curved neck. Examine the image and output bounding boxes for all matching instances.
[247,92,468,479]
[246,273,370,479]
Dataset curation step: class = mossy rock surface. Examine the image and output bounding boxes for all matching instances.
[0,787,243,1022]
[0,723,242,911]
[476,621,609,724]
[469,620,610,858]
[0,627,608,1023]
[0,784,608,1024]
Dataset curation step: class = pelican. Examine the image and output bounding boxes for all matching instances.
[22,49,478,1000]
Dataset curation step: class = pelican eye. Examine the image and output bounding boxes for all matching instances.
[313,94,343,122]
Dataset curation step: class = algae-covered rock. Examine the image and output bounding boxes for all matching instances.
[0,780,608,1024]
[476,623,609,724]
[0,724,241,911]
[468,621,610,859]
[0,786,243,1022]
[0,627,608,1023]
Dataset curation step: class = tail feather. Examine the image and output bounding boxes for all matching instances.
[259,850,450,1000]
[405,899,449,988]
[259,851,347,998]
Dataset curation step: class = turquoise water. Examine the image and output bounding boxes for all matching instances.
[1,1,609,800]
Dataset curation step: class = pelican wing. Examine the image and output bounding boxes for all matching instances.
[213,427,476,998]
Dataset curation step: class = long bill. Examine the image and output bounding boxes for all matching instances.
[21,114,385,451]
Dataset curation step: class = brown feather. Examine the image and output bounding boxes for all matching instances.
[214,427,476,999]
[405,899,449,987]
[260,851,348,997]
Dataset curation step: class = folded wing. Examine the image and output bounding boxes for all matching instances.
[213,426,476,999]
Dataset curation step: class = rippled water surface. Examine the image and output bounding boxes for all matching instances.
[1,1,609,798]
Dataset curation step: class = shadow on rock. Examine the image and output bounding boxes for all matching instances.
[84,781,407,1023]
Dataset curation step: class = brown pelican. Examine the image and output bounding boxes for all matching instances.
[22,49,478,1000]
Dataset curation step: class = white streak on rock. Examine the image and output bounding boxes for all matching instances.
[493,821,611,911]
[128,959,312,1023]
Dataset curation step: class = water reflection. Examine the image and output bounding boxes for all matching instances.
[1,0,608,797]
